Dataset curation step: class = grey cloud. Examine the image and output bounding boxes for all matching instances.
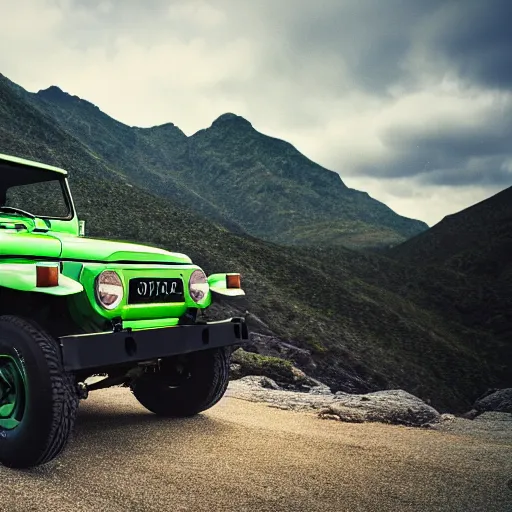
[418,157,512,187]
[52,0,512,193]
[63,1,512,94]
[241,1,512,93]
[355,112,512,187]
[63,1,439,92]
[380,154,512,187]
[261,0,440,92]
[424,0,512,90]
[64,0,218,47]
[222,1,461,93]
[2,0,511,221]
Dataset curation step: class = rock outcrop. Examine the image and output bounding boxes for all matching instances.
[243,332,318,374]
[227,376,440,427]
[431,411,512,441]
[230,348,326,391]
[320,390,440,427]
[474,388,512,414]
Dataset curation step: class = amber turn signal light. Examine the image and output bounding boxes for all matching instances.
[36,262,60,287]
[226,273,241,289]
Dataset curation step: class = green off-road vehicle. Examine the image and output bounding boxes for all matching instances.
[0,153,249,469]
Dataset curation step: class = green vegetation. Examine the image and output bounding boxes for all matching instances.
[231,349,296,383]
[278,219,406,249]
[0,72,509,412]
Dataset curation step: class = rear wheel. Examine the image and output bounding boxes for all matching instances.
[130,347,230,417]
[0,316,79,468]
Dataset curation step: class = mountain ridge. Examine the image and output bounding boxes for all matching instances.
[31,81,428,249]
[389,185,512,351]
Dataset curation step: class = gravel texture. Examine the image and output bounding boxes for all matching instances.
[0,386,510,512]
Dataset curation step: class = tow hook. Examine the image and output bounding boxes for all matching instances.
[77,382,89,400]
[112,317,123,333]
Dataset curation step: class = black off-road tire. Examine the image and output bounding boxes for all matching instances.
[0,315,79,469]
[130,347,230,417]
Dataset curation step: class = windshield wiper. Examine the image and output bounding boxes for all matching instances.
[0,206,36,219]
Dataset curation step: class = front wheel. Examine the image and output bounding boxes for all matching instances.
[0,316,79,468]
[130,347,230,417]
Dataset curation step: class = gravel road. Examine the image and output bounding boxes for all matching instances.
[1,387,511,512]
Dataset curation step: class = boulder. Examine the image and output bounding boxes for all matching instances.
[474,388,512,414]
[231,348,296,384]
[309,384,332,395]
[230,348,325,390]
[235,375,281,390]
[440,413,456,423]
[460,409,479,420]
[229,363,243,380]
[244,332,318,373]
[228,379,440,427]
[318,405,366,423]
[260,377,282,390]
[429,411,512,438]
[228,377,338,411]
[332,389,440,427]
[473,411,512,423]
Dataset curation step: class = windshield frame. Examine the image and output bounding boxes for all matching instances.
[0,176,76,222]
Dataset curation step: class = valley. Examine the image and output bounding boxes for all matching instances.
[0,72,510,412]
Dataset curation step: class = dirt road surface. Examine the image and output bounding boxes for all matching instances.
[1,388,511,512]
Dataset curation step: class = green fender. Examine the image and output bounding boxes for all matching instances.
[0,263,84,296]
[208,273,245,297]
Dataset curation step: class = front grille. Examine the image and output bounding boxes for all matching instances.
[128,278,185,304]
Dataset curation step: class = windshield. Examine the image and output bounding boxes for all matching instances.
[0,178,71,219]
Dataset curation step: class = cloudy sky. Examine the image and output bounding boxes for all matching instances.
[1,0,511,226]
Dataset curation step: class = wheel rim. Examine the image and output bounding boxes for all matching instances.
[0,355,27,430]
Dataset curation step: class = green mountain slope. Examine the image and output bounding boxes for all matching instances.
[0,72,508,412]
[28,85,246,234]
[187,113,427,246]
[30,85,427,249]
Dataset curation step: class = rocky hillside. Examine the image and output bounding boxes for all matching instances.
[391,185,512,276]
[0,72,509,412]
[389,188,512,352]
[29,82,428,249]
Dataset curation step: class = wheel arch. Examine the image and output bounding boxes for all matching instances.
[0,286,82,338]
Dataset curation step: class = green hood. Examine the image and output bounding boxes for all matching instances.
[56,233,192,264]
[0,228,191,264]
[0,231,62,258]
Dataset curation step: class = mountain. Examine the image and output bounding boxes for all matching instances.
[0,72,509,412]
[391,186,512,274]
[28,85,245,234]
[389,187,512,345]
[29,84,428,249]
[188,113,428,245]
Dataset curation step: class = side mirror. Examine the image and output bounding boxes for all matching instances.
[78,220,86,237]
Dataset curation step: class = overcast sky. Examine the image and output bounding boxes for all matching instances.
[1,0,511,226]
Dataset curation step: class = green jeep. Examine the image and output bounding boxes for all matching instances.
[0,153,249,469]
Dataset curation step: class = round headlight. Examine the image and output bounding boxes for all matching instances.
[189,270,208,303]
[95,271,124,310]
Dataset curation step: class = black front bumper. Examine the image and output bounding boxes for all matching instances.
[59,317,249,372]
